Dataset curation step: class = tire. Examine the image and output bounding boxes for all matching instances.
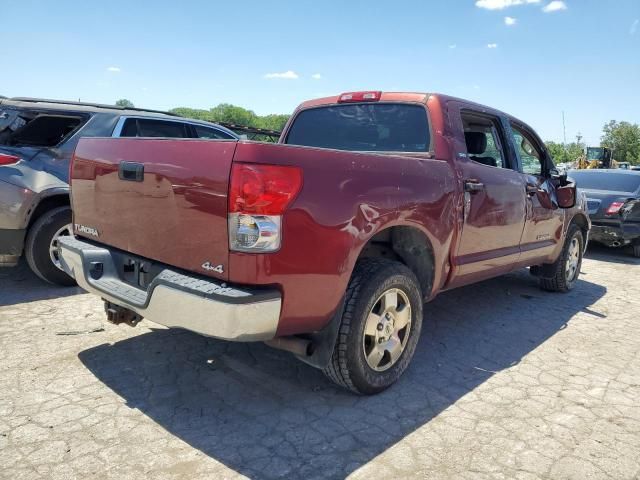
[323,258,423,395]
[632,242,640,258]
[539,224,584,293]
[25,206,76,286]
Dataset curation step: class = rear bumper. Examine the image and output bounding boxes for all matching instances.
[57,236,282,341]
[590,222,640,246]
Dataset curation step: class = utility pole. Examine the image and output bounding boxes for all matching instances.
[562,111,567,147]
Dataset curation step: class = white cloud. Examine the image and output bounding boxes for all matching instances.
[106,66,121,72]
[311,73,322,80]
[449,44,457,49]
[504,16,517,25]
[487,43,498,48]
[475,0,539,10]
[263,70,299,79]
[542,1,567,12]
[631,19,639,35]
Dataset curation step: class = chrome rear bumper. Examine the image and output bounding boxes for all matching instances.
[58,236,281,341]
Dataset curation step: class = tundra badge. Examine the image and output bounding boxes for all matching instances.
[75,224,99,237]
[202,262,224,274]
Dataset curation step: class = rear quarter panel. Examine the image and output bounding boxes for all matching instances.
[230,141,457,336]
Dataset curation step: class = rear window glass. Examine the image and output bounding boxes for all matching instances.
[285,103,430,153]
[569,171,640,193]
[6,115,84,147]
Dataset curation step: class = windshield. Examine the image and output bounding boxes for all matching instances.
[285,103,430,153]
[586,148,604,161]
[569,170,640,193]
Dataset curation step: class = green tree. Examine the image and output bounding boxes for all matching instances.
[601,120,640,164]
[115,99,135,108]
[545,141,585,165]
[170,104,290,133]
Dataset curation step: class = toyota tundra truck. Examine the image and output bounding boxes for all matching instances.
[58,91,589,394]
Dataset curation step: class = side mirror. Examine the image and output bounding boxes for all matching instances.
[556,182,576,209]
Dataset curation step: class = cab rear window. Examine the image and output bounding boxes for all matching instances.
[285,103,430,153]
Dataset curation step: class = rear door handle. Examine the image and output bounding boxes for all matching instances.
[464,180,485,193]
[118,161,144,182]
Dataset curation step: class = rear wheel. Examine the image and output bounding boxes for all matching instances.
[323,258,423,394]
[25,206,76,286]
[539,224,583,293]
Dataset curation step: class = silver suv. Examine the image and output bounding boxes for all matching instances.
[0,97,238,285]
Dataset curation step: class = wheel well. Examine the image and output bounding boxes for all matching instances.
[571,213,589,240]
[27,194,70,230]
[357,226,435,297]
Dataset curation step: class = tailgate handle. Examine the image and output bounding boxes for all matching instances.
[118,161,144,182]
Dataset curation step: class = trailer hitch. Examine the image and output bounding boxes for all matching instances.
[103,300,143,327]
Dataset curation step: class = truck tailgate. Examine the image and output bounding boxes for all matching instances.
[71,138,237,280]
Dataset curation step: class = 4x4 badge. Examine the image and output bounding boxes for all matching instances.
[201,262,224,274]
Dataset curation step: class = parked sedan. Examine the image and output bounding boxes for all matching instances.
[569,169,640,257]
[0,97,238,285]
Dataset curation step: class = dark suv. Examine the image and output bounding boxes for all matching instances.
[0,97,237,285]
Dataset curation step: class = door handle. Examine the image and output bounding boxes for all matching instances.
[464,180,485,193]
[526,184,539,196]
[118,161,144,182]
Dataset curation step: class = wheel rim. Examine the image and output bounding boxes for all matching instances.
[49,223,72,271]
[362,288,412,372]
[565,237,580,282]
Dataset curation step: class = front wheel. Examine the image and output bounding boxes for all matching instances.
[323,258,423,394]
[539,224,584,293]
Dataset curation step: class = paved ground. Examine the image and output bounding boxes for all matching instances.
[0,245,639,480]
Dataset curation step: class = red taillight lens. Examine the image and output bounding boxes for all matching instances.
[338,91,382,103]
[229,163,303,215]
[0,153,20,165]
[605,201,625,215]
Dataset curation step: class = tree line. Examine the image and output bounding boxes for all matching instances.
[116,99,640,163]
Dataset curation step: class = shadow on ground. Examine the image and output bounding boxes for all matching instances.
[0,260,83,306]
[78,266,608,479]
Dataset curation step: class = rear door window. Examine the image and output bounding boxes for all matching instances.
[285,103,430,152]
[120,118,190,138]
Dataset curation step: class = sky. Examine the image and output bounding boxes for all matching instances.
[2,0,639,145]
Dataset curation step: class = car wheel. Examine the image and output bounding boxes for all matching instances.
[539,224,584,293]
[25,206,76,286]
[632,241,640,258]
[323,258,423,394]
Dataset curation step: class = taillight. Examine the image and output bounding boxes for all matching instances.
[228,163,302,252]
[338,91,382,103]
[605,201,625,216]
[0,153,20,165]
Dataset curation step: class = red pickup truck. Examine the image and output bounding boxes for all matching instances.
[58,91,589,394]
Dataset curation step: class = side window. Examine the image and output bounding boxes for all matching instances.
[461,111,507,169]
[120,118,138,137]
[118,119,189,138]
[137,119,189,138]
[511,125,543,176]
[193,125,235,140]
